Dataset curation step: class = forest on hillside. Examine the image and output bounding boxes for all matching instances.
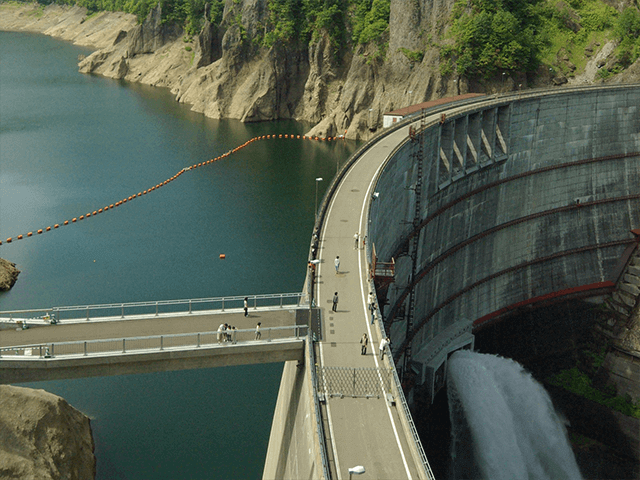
[18,0,640,79]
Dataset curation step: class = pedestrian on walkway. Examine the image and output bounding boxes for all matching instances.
[232,326,237,344]
[255,322,261,340]
[379,337,390,360]
[334,256,340,274]
[332,292,339,312]
[360,333,368,355]
[244,297,249,317]
[354,232,359,249]
[217,323,225,344]
[369,301,376,324]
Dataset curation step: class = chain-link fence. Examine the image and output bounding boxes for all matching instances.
[319,366,392,398]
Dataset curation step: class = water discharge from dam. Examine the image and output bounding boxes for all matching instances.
[447,351,582,480]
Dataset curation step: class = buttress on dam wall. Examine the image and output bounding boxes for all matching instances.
[368,86,640,402]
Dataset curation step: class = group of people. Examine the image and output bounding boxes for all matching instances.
[217,323,238,344]
[360,333,391,359]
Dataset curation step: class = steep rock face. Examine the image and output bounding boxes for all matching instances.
[73,0,459,139]
[0,259,20,291]
[5,0,640,138]
[0,385,95,479]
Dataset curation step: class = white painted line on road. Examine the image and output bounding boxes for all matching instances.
[318,125,415,480]
[356,137,414,480]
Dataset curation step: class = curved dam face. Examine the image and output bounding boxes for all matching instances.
[369,86,640,401]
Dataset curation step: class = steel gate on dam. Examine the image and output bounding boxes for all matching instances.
[368,85,640,402]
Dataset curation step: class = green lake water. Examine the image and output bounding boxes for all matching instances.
[0,30,356,479]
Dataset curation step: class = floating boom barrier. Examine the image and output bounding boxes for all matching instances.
[1,133,345,247]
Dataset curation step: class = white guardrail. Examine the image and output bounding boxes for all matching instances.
[0,292,308,325]
[0,325,308,359]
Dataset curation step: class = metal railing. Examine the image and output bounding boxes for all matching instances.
[308,336,331,480]
[0,292,308,324]
[389,361,436,480]
[319,366,393,399]
[0,325,308,359]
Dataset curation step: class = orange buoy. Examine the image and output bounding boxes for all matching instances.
[72,218,77,223]
[109,204,114,209]
[279,134,282,138]
[219,254,226,259]
[46,226,52,231]
[37,229,43,234]
[54,224,60,229]
[27,232,32,237]
[93,210,98,215]
[79,216,84,220]
[6,238,11,243]
[17,235,23,240]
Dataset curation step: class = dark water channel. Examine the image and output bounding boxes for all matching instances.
[0,31,356,479]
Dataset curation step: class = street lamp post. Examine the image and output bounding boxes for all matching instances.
[315,177,323,221]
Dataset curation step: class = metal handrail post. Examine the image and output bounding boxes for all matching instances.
[197,333,201,347]
[122,339,126,353]
[155,302,158,316]
[121,304,124,318]
[86,306,90,321]
[222,298,225,312]
[160,336,164,350]
[253,296,257,310]
[280,295,283,308]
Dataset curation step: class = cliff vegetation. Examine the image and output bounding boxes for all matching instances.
[3,0,639,140]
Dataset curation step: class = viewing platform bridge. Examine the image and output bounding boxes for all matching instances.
[0,293,310,384]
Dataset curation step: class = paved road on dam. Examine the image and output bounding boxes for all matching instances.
[315,123,424,479]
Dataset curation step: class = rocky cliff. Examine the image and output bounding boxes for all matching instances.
[0,385,95,480]
[3,1,638,142]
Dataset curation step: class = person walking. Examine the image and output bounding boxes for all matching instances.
[369,301,376,324]
[379,337,390,360]
[360,333,368,355]
[334,256,340,274]
[255,322,261,340]
[244,297,249,317]
[332,292,339,312]
[217,323,225,344]
[354,232,359,249]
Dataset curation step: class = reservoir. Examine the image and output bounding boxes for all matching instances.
[0,31,357,479]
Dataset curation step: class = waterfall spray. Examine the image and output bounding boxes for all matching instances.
[447,351,582,480]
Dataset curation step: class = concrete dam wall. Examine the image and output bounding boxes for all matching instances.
[368,86,640,400]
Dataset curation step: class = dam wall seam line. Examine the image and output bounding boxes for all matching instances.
[394,238,635,363]
[388,152,640,262]
[384,192,640,328]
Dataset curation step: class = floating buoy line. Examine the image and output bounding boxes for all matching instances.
[0,133,344,247]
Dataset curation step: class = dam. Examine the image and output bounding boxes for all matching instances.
[1,84,638,478]
[265,84,640,479]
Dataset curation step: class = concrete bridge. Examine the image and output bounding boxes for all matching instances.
[0,293,311,383]
[1,84,639,479]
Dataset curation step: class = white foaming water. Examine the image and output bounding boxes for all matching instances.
[447,351,582,480]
